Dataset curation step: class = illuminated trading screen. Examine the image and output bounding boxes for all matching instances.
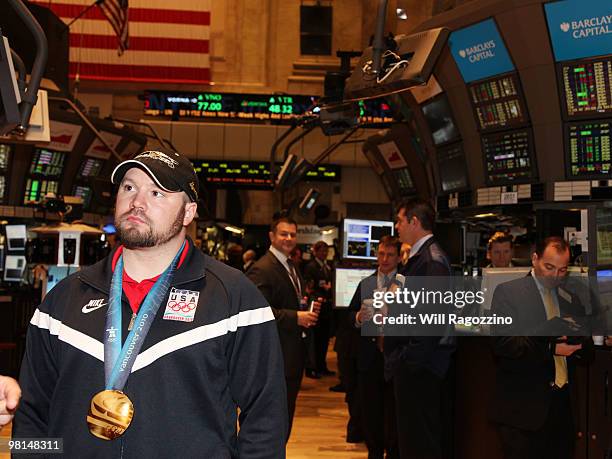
[566,120,611,178]
[24,179,59,204]
[73,185,93,208]
[482,129,536,184]
[468,74,528,131]
[392,167,415,196]
[144,91,394,124]
[0,144,11,170]
[30,149,65,177]
[78,158,104,178]
[561,57,612,119]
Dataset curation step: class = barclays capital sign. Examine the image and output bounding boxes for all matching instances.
[545,0,612,61]
[449,19,515,83]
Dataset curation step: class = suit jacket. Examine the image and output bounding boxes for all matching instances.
[384,236,454,380]
[348,273,381,372]
[247,251,306,380]
[489,274,592,431]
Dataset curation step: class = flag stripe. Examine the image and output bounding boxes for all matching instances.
[70,34,209,53]
[30,2,211,25]
[70,48,210,67]
[32,0,210,12]
[55,19,210,40]
[69,63,210,84]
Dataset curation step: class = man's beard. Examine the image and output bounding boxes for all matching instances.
[115,206,185,249]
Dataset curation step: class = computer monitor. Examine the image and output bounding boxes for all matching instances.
[481,267,531,310]
[342,218,394,260]
[565,120,612,179]
[482,128,537,185]
[421,95,460,146]
[334,268,375,308]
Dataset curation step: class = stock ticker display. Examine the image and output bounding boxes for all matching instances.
[78,158,104,179]
[468,73,529,131]
[30,149,65,177]
[193,160,340,188]
[24,179,58,204]
[482,128,536,184]
[143,91,394,124]
[566,120,611,178]
[560,57,612,119]
[0,144,11,170]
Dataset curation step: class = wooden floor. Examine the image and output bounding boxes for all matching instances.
[287,357,367,458]
[0,351,367,458]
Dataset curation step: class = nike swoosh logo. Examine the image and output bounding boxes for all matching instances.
[82,303,107,313]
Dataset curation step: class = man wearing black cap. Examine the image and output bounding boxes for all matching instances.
[14,149,288,458]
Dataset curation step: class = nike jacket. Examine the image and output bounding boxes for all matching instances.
[13,238,288,458]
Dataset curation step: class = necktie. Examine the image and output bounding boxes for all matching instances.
[286,259,302,301]
[543,287,568,388]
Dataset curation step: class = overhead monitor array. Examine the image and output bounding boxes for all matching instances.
[545,0,612,181]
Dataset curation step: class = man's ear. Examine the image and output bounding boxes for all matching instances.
[183,202,198,226]
[531,252,538,267]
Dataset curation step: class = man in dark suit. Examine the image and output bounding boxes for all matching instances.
[490,236,592,459]
[385,198,453,459]
[349,235,400,459]
[303,241,334,378]
[247,216,320,439]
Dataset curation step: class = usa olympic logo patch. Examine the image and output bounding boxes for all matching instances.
[163,288,200,323]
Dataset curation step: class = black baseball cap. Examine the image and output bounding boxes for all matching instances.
[111,149,199,202]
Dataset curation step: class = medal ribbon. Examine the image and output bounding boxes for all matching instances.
[104,241,185,390]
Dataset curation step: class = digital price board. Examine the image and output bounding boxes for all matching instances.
[0,144,10,170]
[144,91,395,125]
[144,91,318,122]
[72,185,93,209]
[468,73,529,131]
[30,149,65,177]
[565,120,611,179]
[24,179,59,204]
[559,57,612,119]
[392,167,416,196]
[436,142,469,193]
[482,128,537,185]
[78,158,105,179]
[193,160,341,188]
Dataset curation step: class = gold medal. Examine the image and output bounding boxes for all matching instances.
[86,390,134,440]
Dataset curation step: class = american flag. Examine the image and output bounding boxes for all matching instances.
[98,0,129,55]
[30,0,211,84]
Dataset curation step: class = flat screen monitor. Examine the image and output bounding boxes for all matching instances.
[0,144,11,170]
[0,176,6,203]
[392,167,416,196]
[565,120,611,179]
[24,178,59,204]
[467,73,529,131]
[342,218,394,260]
[596,207,612,266]
[421,95,460,146]
[5,224,26,251]
[481,267,531,309]
[78,157,105,179]
[482,128,537,185]
[436,142,469,193]
[30,148,65,177]
[72,185,93,209]
[334,268,376,308]
[558,57,612,120]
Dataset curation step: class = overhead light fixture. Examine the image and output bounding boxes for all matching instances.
[321,228,335,235]
[218,222,245,236]
[474,213,497,218]
[396,8,408,20]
